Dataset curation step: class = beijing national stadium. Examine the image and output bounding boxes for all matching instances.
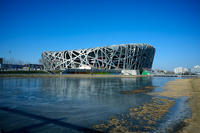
[42,43,155,75]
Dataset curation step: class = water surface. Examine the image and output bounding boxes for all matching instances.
[0,77,184,132]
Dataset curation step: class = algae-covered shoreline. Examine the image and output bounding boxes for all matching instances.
[93,98,175,133]
[92,78,200,133]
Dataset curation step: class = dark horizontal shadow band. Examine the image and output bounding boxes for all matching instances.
[0,107,102,133]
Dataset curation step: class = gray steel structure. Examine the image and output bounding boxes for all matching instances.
[42,43,155,70]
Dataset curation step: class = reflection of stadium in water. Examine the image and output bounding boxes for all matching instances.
[1,77,174,129]
[0,77,153,108]
[38,77,153,108]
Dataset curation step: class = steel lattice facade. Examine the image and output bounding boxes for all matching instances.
[42,43,155,70]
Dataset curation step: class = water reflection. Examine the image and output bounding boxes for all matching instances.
[0,77,153,103]
[0,77,154,128]
[37,77,153,106]
[38,77,153,97]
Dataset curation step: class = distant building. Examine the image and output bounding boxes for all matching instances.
[174,67,184,74]
[1,64,43,71]
[183,68,188,73]
[174,67,190,74]
[23,64,44,70]
[1,64,23,70]
[0,58,3,69]
[191,65,200,75]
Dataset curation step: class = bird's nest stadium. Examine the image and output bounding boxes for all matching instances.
[42,43,155,71]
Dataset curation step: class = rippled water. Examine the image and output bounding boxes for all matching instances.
[0,77,187,132]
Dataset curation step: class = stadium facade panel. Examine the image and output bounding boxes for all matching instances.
[42,43,155,70]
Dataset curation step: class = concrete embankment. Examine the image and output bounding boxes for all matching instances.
[0,74,149,78]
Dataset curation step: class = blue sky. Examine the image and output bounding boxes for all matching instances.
[0,0,200,70]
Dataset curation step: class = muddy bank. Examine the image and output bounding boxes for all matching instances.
[177,78,200,133]
[151,78,200,133]
[150,79,191,98]
[120,86,157,94]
